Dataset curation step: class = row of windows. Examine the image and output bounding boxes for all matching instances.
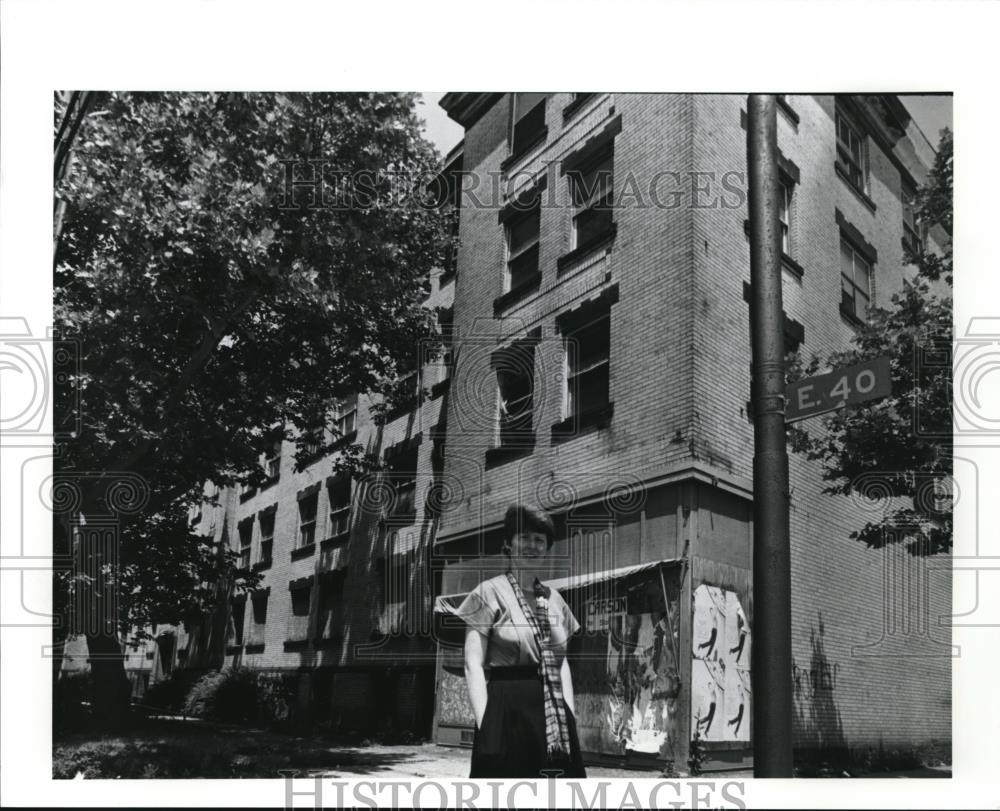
[491,298,615,463]
[224,572,348,651]
[502,146,615,300]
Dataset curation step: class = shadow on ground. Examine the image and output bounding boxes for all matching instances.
[54,717,424,779]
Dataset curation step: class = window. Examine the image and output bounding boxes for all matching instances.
[442,206,460,279]
[436,307,455,388]
[564,92,597,122]
[316,573,345,643]
[258,510,274,566]
[902,178,923,255]
[778,180,793,256]
[302,430,323,458]
[247,591,268,648]
[505,203,540,293]
[836,104,868,195]
[565,312,611,419]
[327,475,352,539]
[496,342,535,446]
[376,558,410,636]
[569,147,614,250]
[237,517,253,571]
[329,396,357,441]
[264,440,282,482]
[840,237,872,322]
[287,583,312,643]
[226,598,246,648]
[298,492,318,548]
[386,446,418,524]
[510,92,547,158]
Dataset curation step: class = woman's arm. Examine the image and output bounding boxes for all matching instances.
[464,627,490,728]
[560,656,576,716]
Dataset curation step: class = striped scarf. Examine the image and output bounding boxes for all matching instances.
[506,572,572,759]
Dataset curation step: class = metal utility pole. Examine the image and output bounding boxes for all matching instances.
[746,94,794,777]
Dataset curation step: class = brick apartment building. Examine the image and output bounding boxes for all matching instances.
[428,93,950,771]
[83,93,949,771]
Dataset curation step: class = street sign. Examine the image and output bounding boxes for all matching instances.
[785,357,891,423]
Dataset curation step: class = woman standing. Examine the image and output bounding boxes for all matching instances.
[453,503,586,778]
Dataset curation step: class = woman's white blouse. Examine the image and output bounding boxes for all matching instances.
[455,574,581,668]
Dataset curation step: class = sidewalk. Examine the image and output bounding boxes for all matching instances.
[301,742,950,780]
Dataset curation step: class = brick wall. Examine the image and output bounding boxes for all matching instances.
[690,94,950,754]
[436,92,950,759]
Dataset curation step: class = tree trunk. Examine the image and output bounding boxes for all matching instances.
[84,626,132,728]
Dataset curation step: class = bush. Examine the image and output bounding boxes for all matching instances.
[182,667,293,728]
[142,670,202,714]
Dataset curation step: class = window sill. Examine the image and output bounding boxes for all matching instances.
[500,128,549,173]
[834,162,877,213]
[254,558,272,572]
[260,476,279,492]
[327,429,358,452]
[556,224,617,274]
[551,402,614,444]
[283,639,310,651]
[290,543,316,561]
[839,303,867,330]
[493,270,542,315]
[485,438,535,470]
[385,512,417,527]
[239,487,257,503]
[562,94,599,123]
[244,643,265,654]
[320,532,350,550]
[781,253,805,279]
[777,96,800,127]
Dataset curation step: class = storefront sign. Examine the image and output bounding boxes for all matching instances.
[585,596,626,633]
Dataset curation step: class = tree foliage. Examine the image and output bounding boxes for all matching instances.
[54,92,448,633]
[787,130,953,555]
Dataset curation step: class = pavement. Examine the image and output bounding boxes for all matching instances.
[301,742,949,780]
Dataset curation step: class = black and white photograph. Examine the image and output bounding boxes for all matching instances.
[2,2,998,809]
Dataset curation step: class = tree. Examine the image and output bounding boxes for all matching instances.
[787,129,953,555]
[53,92,448,722]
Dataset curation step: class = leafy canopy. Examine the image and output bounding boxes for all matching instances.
[54,92,449,630]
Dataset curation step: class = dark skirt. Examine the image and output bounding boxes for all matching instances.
[470,665,587,779]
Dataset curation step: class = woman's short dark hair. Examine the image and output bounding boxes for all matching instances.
[503,503,555,549]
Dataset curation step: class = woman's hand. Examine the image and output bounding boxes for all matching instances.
[464,627,490,728]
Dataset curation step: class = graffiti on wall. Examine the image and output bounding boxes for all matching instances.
[690,585,751,742]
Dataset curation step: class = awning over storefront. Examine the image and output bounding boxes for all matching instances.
[433,558,681,615]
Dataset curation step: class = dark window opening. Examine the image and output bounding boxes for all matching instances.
[836,104,868,195]
[258,511,274,567]
[327,477,352,539]
[287,584,311,643]
[840,236,872,322]
[506,204,541,292]
[511,92,547,158]
[566,313,611,417]
[248,591,268,647]
[569,148,614,249]
[237,518,253,571]
[298,493,318,548]
[496,343,535,446]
